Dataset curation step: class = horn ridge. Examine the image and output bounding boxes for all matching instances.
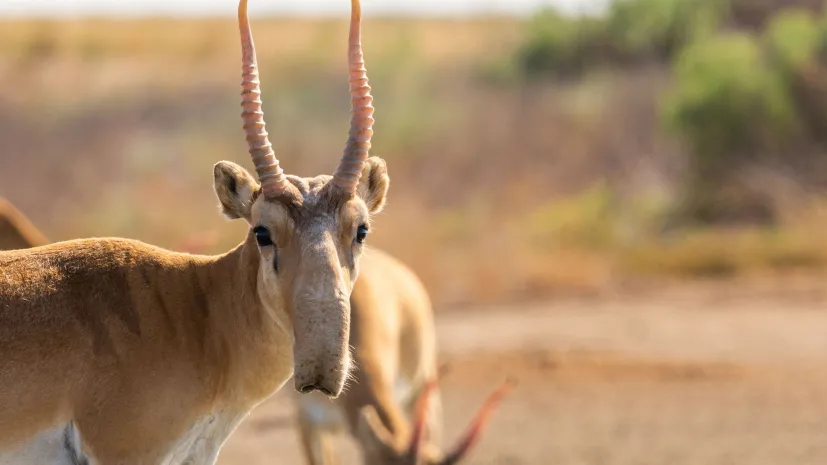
[332,0,375,193]
[238,0,288,196]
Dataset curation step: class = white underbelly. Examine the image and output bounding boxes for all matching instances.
[0,411,247,465]
[0,423,86,465]
[160,411,248,465]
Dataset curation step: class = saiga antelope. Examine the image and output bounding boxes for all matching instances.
[294,247,515,465]
[0,189,514,465]
[1,197,514,465]
[0,0,387,463]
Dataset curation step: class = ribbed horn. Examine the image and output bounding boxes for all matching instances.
[407,378,439,458]
[331,0,375,193]
[439,378,517,465]
[239,0,288,197]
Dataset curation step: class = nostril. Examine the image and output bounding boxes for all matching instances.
[318,386,334,396]
[299,384,319,394]
[297,383,335,396]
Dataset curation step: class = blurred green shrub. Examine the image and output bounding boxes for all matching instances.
[517,9,606,78]
[817,14,827,62]
[663,32,794,162]
[517,0,727,78]
[606,0,726,62]
[515,0,827,226]
[728,0,825,31]
[764,8,820,75]
[661,32,796,225]
[762,8,827,145]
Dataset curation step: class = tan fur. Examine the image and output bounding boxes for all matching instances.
[0,159,389,464]
[0,197,49,250]
[295,247,446,465]
[0,236,274,459]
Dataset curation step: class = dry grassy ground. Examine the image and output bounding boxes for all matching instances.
[216,281,827,465]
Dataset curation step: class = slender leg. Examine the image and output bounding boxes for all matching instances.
[297,406,340,465]
[425,387,444,448]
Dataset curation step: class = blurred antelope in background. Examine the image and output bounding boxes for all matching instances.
[295,246,515,465]
[0,197,49,250]
[0,197,218,254]
[0,0,388,463]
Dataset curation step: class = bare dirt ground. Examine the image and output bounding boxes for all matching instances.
[218,282,827,465]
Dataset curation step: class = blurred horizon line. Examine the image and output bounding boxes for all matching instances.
[1,0,608,19]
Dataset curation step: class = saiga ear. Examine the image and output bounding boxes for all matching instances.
[213,161,260,223]
[356,156,390,214]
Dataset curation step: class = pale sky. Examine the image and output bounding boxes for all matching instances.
[1,0,608,17]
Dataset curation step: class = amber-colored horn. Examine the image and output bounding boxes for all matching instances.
[407,379,439,458]
[331,0,375,194]
[239,0,288,197]
[439,378,517,465]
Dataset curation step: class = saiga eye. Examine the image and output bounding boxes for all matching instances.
[253,226,273,247]
[356,225,369,244]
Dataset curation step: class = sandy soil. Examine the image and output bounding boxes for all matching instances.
[217,287,827,465]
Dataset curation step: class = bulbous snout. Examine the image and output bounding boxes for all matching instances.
[292,294,352,398]
[293,347,350,398]
[290,229,353,398]
[294,368,346,397]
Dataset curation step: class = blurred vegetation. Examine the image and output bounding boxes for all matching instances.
[517,0,726,78]
[519,0,827,227]
[664,32,793,159]
[3,1,827,307]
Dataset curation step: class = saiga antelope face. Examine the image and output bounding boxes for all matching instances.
[214,161,388,397]
[214,0,384,398]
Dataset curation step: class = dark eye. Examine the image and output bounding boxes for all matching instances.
[253,226,273,247]
[356,225,369,244]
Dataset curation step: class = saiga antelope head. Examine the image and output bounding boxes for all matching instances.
[216,0,388,398]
